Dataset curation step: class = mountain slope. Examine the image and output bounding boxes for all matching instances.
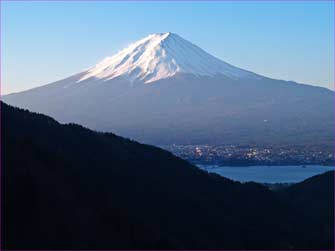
[2,102,333,249]
[3,33,333,146]
[279,171,334,241]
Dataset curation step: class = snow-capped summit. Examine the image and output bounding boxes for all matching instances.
[78,32,259,83]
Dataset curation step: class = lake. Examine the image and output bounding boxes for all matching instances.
[197,164,334,183]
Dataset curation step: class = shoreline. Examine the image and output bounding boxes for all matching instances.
[192,162,334,168]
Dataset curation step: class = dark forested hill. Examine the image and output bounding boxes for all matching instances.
[1,102,333,250]
[279,171,334,243]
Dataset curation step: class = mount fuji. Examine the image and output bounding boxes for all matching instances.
[3,32,333,145]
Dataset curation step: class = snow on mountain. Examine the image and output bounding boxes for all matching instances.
[78,32,261,83]
[3,32,333,146]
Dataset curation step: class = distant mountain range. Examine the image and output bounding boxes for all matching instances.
[3,32,333,146]
[2,102,333,249]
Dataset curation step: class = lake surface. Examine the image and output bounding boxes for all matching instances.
[197,165,334,183]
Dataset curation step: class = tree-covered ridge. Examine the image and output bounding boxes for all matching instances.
[2,102,333,249]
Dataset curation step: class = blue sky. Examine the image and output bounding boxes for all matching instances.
[1,1,334,94]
